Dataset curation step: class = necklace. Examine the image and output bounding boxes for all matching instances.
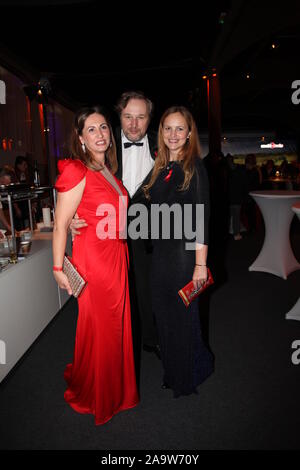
[166,161,179,170]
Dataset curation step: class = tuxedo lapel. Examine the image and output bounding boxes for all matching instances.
[147,129,157,160]
[131,129,156,203]
[130,168,153,204]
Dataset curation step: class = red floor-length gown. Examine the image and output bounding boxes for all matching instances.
[55,159,139,425]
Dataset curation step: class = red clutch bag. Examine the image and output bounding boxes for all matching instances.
[178,268,214,307]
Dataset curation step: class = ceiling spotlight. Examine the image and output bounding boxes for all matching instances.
[246,73,250,79]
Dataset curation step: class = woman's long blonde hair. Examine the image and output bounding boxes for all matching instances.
[143,106,201,198]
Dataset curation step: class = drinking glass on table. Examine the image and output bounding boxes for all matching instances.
[7,236,18,263]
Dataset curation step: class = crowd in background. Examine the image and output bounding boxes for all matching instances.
[1,151,299,242]
[203,151,300,244]
[0,156,40,235]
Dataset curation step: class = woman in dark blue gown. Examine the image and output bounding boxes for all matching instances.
[144,106,214,398]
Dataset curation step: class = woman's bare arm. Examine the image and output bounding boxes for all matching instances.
[52,178,86,293]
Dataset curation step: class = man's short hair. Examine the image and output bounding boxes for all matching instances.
[115,90,154,118]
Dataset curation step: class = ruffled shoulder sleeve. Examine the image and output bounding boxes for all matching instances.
[55,159,87,192]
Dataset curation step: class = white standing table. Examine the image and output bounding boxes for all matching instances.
[286,202,300,321]
[249,191,300,279]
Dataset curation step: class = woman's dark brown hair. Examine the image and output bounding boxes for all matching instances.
[144,106,201,198]
[70,105,118,174]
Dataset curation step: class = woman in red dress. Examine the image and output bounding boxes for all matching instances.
[52,106,139,425]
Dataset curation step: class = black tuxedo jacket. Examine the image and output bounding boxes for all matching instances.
[114,127,157,205]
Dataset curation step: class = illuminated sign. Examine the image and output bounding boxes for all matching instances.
[260,142,284,149]
[0,80,5,104]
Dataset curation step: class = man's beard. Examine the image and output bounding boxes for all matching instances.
[124,129,145,142]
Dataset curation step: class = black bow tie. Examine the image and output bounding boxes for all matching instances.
[124,141,144,149]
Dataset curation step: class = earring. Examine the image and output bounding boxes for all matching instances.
[109,142,112,148]
[81,142,86,153]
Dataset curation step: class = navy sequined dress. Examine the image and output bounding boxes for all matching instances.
[149,158,214,397]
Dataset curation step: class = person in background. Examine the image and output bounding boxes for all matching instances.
[15,156,31,183]
[226,154,247,240]
[202,150,229,284]
[52,105,139,425]
[243,154,262,232]
[0,168,12,234]
[261,159,276,189]
[279,159,289,177]
[70,91,161,381]
[143,106,214,397]
[14,156,32,229]
[261,159,276,178]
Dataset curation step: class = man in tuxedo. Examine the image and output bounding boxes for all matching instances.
[70,91,160,370]
[114,91,160,359]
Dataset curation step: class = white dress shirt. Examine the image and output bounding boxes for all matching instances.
[121,131,155,198]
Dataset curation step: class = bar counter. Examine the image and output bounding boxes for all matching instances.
[0,231,71,383]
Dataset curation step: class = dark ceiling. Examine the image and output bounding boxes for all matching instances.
[0,0,300,136]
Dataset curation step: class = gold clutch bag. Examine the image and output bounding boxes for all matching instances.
[63,255,87,298]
